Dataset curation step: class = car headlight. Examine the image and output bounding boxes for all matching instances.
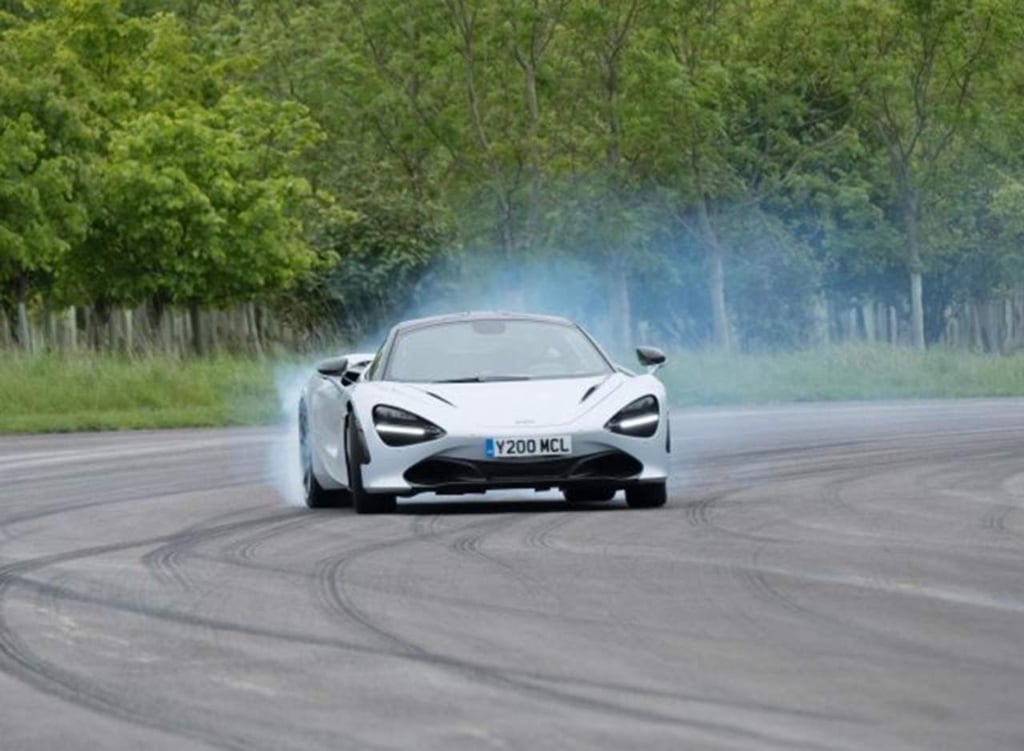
[605,396,660,437]
[372,405,446,447]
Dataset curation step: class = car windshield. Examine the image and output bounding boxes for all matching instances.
[384,319,612,383]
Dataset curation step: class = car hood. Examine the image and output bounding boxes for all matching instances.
[369,373,629,428]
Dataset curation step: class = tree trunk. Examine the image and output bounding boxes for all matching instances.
[909,271,925,349]
[171,310,182,354]
[522,57,541,249]
[0,308,11,349]
[14,271,31,352]
[91,304,111,351]
[696,200,729,351]
[246,302,263,358]
[946,311,958,348]
[110,309,123,353]
[16,301,31,353]
[902,185,926,349]
[985,301,1000,354]
[123,309,134,354]
[811,292,830,348]
[256,306,267,350]
[84,306,94,350]
[189,304,205,356]
[862,300,876,343]
[159,307,172,354]
[61,307,77,352]
[44,301,57,352]
[970,301,984,352]
[207,310,219,355]
[1011,295,1019,352]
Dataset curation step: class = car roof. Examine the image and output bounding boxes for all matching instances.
[392,311,575,333]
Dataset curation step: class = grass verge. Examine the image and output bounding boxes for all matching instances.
[0,354,279,433]
[3,345,1024,433]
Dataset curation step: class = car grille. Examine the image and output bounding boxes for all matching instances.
[403,450,642,490]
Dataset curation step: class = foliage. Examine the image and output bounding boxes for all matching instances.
[71,95,319,307]
[3,0,1024,352]
[293,192,454,343]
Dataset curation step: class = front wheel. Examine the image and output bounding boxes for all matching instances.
[299,405,348,509]
[625,481,667,509]
[346,416,397,515]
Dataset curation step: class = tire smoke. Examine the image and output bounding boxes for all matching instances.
[266,364,310,507]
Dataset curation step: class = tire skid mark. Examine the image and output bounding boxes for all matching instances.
[981,504,1017,536]
[218,513,323,565]
[827,447,1023,544]
[313,515,506,655]
[680,490,787,544]
[410,513,445,537]
[9,569,385,653]
[683,492,717,526]
[930,473,1019,539]
[0,478,261,537]
[973,458,1021,538]
[739,545,824,622]
[0,512,307,745]
[983,464,1024,539]
[523,512,578,550]
[7,415,1022,749]
[443,513,562,598]
[312,515,833,748]
[733,541,1016,670]
[698,439,1014,494]
[15,556,723,700]
[704,438,1024,663]
[0,509,355,751]
[17,559,854,746]
[140,509,299,590]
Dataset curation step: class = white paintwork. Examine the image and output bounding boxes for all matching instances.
[300,315,669,497]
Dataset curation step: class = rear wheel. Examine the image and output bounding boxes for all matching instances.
[347,416,397,515]
[563,485,617,503]
[625,481,667,509]
[299,404,348,509]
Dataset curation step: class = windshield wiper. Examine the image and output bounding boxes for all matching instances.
[434,374,533,383]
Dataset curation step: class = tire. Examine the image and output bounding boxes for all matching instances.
[563,485,617,503]
[346,415,397,515]
[299,403,348,509]
[625,481,667,509]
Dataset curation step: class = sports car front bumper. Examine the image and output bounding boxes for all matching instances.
[358,426,669,497]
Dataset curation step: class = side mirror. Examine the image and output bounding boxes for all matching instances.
[316,357,349,378]
[636,346,666,370]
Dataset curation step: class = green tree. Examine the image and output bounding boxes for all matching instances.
[71,94,319,310]
[841,0,1015,348]
[0,7,94,345]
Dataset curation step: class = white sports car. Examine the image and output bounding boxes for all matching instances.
[298,312,670,513]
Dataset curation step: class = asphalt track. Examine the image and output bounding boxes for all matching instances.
[1,401,1023,751]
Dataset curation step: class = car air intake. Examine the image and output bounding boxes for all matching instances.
[403,451,642,488]
[571,452,643,478]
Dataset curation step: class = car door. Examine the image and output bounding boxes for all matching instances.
[310,372,353,488]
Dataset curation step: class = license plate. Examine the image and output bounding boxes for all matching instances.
[485,436,572,458]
